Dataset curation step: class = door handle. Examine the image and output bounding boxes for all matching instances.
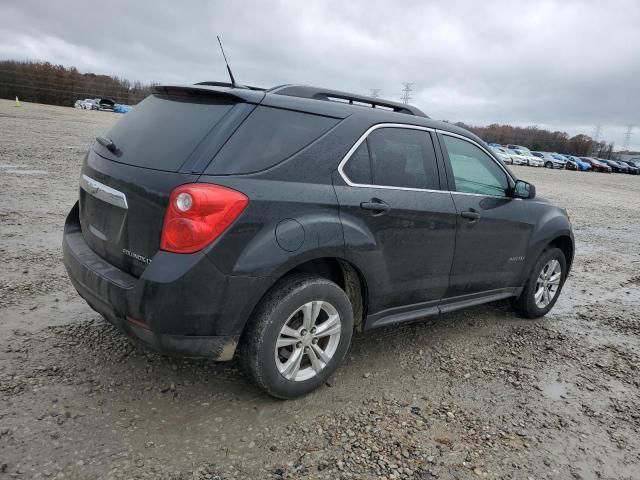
[460,210,481,221]
[360,199,391,215]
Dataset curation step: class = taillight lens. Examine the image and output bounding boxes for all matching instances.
[160,184,248,254]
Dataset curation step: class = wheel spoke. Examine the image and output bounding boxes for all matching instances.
[543,288,551,305]
[301,302,321,331]
[280,325,301,339]
[310,301,323,327]
[307,346,324,373]
[282,347,303,380]
[312,344,332,364]
[548,272,561,285]
[276,337,299,348]
[314,314,341,338]
[534,286,544,303]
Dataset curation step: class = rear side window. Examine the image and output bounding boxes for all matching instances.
[342,142,373,184]
[103,94,234,171]
[341,127,439,190]
[207,106,339,174]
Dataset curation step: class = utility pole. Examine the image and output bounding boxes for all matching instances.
[369,89,381,98]
[593,125,601,143]
[400,82,414,104]
[623,125,633,151]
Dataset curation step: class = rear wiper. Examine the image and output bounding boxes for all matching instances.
[96,136,117,153]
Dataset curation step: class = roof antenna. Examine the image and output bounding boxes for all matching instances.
[217,36,236,88]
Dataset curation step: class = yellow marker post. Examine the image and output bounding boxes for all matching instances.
[15,96,20,107]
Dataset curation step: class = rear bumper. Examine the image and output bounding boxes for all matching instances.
[62,202,271,360]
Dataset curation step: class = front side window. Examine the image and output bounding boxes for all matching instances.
[443,135,509,197]
[342,127,439,190]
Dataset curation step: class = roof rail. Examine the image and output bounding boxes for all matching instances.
[269,85,428,117]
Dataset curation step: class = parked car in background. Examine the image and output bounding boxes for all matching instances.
[517,150,544,167]
[510,150,530,166]
[532,151,565,169]
[617,160,639,174]
[580,157,611,173]
[598,158,628,173]
[75,98,98,110]
[564,157,579,171]
[61,81,574,398]
[551,153,568,169]
[563,155,591,171]
[506,144,531,153]
[98,98,116,111]
[504,145,542,166]
[489,145,514,165]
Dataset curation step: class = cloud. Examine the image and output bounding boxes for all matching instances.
[1,0,639,149]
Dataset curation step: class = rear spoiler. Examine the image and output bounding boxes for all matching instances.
[151,84,265,104]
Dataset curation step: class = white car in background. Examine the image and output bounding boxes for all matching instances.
[489,145,514,164]
[74,99,99,110]
[506,144,543,167]
[521,151,544,167]
[509,150,530,166]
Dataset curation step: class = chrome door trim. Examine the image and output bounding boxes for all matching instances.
[80,174,128,209]
[336,123,450,194]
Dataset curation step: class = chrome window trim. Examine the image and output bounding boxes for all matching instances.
[80,174,128,209]
[336,123,449,194]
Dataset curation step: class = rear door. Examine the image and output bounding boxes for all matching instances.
[437,132,534,297]
[334,126,457,318]
[79,89,257,277]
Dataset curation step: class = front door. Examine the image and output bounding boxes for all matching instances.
[334,126,457,316]
[438,133,534,297]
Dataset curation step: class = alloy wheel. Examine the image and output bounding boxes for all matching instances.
[534,259,562,308]
[274,301,341,382]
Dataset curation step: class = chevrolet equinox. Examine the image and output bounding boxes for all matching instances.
[62,82,574,398]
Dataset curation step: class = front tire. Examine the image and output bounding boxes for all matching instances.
[511,247,567,319]
[240,274,354,399]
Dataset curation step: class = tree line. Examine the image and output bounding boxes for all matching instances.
[0,60,155,106]
[0,60,617,158]
[454,122,614,158]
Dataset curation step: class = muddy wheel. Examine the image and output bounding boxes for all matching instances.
[511,247,567,318]
[240,274,353,399]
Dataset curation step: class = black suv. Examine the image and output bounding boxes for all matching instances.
[63,82,574,398]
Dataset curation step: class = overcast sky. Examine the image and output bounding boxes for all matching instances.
[2,0,639,149]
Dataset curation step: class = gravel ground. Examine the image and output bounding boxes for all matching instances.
[1,99,639,480]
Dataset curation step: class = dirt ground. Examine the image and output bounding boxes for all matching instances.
[1,99,639,480]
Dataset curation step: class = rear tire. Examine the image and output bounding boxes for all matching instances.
[511,247,567,319]
[240,274,354,399]
[545,161,553,169]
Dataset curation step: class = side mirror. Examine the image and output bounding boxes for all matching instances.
[513,180,536,199]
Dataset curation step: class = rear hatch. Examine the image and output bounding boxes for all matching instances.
[78,86,262,277]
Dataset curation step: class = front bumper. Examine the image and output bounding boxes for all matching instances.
[62,203,270,360]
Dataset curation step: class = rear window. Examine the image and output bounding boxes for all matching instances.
[101,94,234,171]
[206,106,339,175]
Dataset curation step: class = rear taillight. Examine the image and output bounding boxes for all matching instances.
[160,184,248,254]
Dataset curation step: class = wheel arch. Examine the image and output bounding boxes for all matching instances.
[548,234,574,274]
[246,256,369,334]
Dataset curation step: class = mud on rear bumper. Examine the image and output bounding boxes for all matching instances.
[61,202,268,360]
